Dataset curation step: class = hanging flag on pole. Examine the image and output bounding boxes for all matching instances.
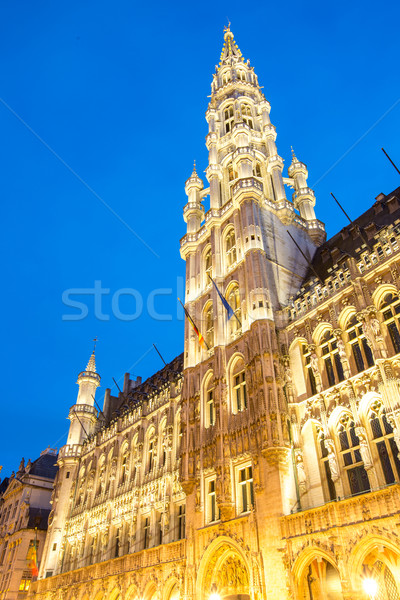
[208,273,242,327]
[178,298,209,350]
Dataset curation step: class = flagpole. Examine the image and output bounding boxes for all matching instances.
[178,298,209,350]
[207,273,242,327]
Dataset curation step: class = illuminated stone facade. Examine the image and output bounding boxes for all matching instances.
[0,450,58,600]
[31,27,400,600]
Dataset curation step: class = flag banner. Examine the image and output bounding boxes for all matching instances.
[208,274,234,320]
[27,542,38,577]
[178,298,209,350]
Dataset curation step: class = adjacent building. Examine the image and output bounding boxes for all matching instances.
[31,26,400,600]
[0,450,58,600]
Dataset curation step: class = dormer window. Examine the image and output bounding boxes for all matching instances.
[224,105,234,133]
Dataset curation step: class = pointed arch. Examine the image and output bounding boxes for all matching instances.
[196,536,251,600]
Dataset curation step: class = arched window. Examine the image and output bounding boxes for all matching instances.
[369,401,400,484]
[253,162,262,177]
[226,284,241,338]
[231,357,247,413]
[320,329,344,387]
[236,70,246,81]
[225,228,237,267]
[204,302,214,349]
[147,432,155,473]
[346,314,374,372]
[337,414,370,495]
[120,446,129,485]
[204,376,215,428]
[204,247,212,282]
[241,103,253,128]
[224,104,234,133]
[380,293,400,354]
[227,163,237,182]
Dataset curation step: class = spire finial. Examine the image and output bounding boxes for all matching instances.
[86,340,97,373]
[219,23,244,68]
[291,146,298,163]
[191,160,198,177]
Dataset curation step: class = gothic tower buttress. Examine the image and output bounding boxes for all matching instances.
[179,27,326,600]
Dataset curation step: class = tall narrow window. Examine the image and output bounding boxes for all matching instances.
[204,247,212,281]
[381,293,400,354]
[238,466,254,512]
[114,527,120,558]
[241,103,253,128]
[338,414,370,495]
[253,162,262,178]
[177,505,186,540]
[206,388,215,427]
[346,314,374,373]
[234,372,247,412]
[224,104,234,133]
[207,480,219,522]
[204,302,214,349]
[369,402,400,483]
[148,440,154,472]
[143,517,150,549]
[227,285,241,338]
[225,229,237,267]
[320,330,344,387]
[157,513,163,546]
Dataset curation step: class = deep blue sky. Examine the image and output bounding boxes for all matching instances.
[1,0,399,478]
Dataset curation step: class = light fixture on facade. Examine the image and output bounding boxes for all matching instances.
[363,577,378,598]
[209,583,220,600]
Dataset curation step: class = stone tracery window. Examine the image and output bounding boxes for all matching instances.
[231,357,247,413]
[337,414,370,495]
[204,301,214,349]
[320,329,344,387]
[369,401,400,484]
[241,103,253,128]
[224,104,234,133]
[225,228,237,268]
[227,284,241,338]
[204,375,215,428]
[204,247,212,282]
[238,465,254,513]
[346,314,374,373]
[380,292,400,354]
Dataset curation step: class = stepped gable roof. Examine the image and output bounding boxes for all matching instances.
[29,452,58,480]
[307,186,400,283]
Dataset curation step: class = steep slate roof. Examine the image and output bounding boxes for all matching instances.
[29,453,58,479]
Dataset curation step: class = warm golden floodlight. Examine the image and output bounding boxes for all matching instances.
[363,578,378,598]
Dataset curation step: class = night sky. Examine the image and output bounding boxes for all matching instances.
[1,0,399,478]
